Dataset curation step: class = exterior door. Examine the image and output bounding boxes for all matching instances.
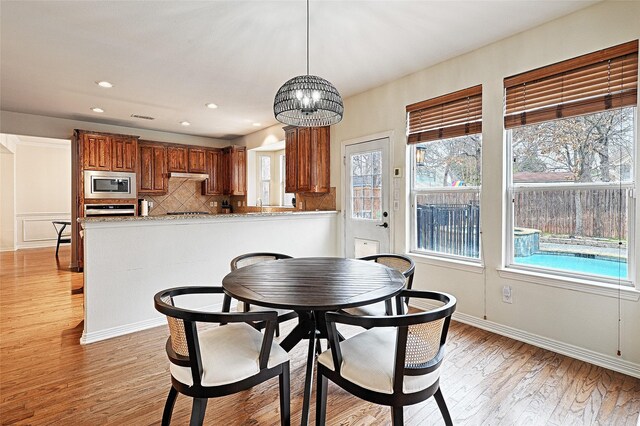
[344,138,391,258]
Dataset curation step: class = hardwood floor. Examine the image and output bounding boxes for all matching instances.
[1,247,639,425]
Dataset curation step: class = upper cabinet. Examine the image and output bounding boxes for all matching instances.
[138,141,167,195]
[284,126,330,193]
[111,136,137,172]
[224,146,246,196]
[167,146,188,173]
[188,148,207,174]
[202,148,224,195]
[77,130,137,172]
[81,132,112,170]
[167,146,207,173]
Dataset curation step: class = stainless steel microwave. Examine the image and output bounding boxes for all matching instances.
[84,171,137,199]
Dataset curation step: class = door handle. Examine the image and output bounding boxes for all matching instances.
[377,222,389,228]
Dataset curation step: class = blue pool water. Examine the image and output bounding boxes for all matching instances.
[515,253,627,279]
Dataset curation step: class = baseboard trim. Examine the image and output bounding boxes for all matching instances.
[81,317,165,345]
[80,302,226,345]
[411,299,640,379]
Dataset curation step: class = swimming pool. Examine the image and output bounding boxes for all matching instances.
[514,253,627,279]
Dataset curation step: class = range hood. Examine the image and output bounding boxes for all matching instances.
[168,172,209,181]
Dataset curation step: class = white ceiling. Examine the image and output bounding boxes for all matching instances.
[0,0,598,140]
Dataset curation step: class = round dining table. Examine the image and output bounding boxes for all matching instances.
[222,257,406,425]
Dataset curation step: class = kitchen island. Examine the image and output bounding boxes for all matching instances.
[79,211,339,344]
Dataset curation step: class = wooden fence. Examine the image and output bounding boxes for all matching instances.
[514,188,627,239]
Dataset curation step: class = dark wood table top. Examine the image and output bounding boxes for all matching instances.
[222,257,406,311]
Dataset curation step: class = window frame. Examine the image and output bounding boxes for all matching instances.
[409,141,483,263]
[258,154,271,205]
[504,111,637,287]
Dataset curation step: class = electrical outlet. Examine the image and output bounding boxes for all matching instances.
[209,201,214,207]
[502,285,513,304]
[214,201,218,207]
[148,201,154,208]
[237,201,241,207]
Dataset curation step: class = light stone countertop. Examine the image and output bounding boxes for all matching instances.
[78,210,339,224]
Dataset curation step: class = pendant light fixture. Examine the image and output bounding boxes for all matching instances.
[273,0,343,127]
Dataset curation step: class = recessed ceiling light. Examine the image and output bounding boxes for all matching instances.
[96,81,113,88]
[252,122,261,127]
[205,103,218,109]
[91,107,104,113]
[180,121,191,126]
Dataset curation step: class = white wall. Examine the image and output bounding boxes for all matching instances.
[331,1,640,377]
[81,212,339,343]
[13,136,72,249]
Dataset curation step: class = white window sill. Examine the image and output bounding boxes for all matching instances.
[497,267,640,301]
[407,252,485,274]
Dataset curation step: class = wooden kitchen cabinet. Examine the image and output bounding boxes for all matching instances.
[111,136,137,172]
[202,148,224,195]
[223,146,246,196]
[81,132,112,170]
[166,146,188,172]
[188,148,206,173]
[138,141,167,194]
[284,126,330,193]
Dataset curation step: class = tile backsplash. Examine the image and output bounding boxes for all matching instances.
[144,178,225,215]
[142,180,337,215]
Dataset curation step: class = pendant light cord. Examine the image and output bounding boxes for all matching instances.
[306,0,310,75]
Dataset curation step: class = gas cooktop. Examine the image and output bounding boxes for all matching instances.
[166,211,210,215]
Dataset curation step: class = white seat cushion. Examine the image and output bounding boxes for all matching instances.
[170,323,288,387]
[342,301,409,316]
[317,328,440,395]
[237,301,294,317]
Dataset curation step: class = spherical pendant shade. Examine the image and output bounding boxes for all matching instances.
[274,74,344,127]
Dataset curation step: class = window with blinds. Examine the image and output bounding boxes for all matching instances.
[408,85,483,260]
[406,85,482,144]
[504,40,638,285]
[504,40,638,128]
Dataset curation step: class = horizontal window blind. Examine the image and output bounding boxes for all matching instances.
[504,40,638,129]
[406,85,482,144]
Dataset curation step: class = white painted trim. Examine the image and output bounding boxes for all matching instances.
[81,316,166,344]
[411,298,640,379]
[408,252,485,274]
[341,131,395,257]
[81,303,223,344]
[15,137,71,149]
[497,267,640,301]
[15,213,71,249]
[16,211,71,217]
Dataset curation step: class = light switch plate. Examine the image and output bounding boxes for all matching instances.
[393,200,399,211]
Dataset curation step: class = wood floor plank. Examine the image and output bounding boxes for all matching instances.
[1,247,639,425]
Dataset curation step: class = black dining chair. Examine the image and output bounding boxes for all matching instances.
[154,286,290,426]
[52,221,71,257]
[342,254,415,316]
[316,290,456,426]
[228,252,298,335]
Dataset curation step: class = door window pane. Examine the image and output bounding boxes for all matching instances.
[351,150,382,220]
